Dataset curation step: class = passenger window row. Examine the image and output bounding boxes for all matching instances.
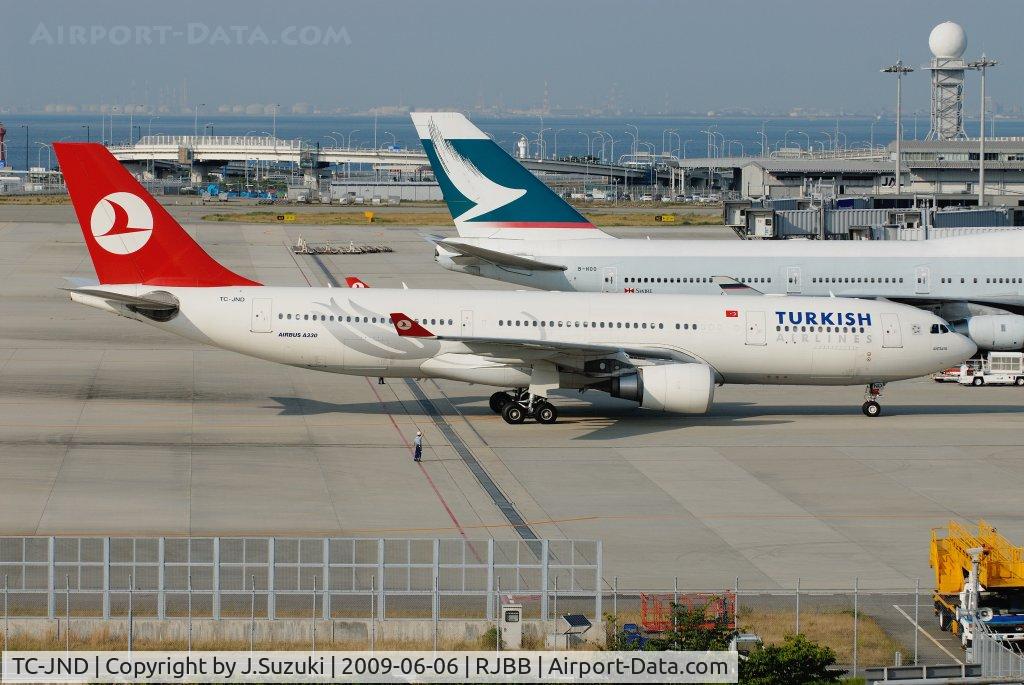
[624,276,771,284]
[811,277,904,284]
[277,313,454,326]
[497,319,668,330]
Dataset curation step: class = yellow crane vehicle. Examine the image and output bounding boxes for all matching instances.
[931,520,1024,648]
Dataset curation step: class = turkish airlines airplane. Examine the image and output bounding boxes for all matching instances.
[53,143,973,423]
[413,112,1024,353]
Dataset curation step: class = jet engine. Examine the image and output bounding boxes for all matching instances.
[603,363,715,414]
[952,315,1024,351]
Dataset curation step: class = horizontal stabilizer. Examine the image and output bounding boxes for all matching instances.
[440,239,567,271]
[65,287,180,310]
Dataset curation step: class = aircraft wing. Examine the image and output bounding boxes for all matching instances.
[63,287,180,311]
[389,312,693,363]
[438,239,567,271]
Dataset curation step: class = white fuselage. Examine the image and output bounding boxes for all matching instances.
[438,233,1024,312]
[71,286,974,388]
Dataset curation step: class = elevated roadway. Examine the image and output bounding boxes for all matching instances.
[109,135,651,183]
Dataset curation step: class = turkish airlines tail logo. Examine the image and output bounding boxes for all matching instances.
[90,192,153,254]
[390,312,435,338]
[53,141,261,287]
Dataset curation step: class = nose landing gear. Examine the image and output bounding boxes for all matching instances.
[489,389,558,425]
[862,382,885,417]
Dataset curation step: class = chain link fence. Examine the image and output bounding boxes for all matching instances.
[0,537,601,624]
[9,536,1024,673]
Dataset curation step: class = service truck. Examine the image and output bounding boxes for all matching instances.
[931,520,1024,648]
[957,352,1024,387]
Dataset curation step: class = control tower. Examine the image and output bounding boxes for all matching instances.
[925,21,968,140]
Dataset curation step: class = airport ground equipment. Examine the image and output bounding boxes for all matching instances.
[957,352,1024,386]
[931,520,1024,648]
[640,591,736,633]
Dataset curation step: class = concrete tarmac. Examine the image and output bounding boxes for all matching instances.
[1,211,1022,592]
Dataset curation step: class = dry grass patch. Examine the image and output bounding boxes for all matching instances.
[0,194,70,205]
[740,608,904,666]
[201,210,722,227]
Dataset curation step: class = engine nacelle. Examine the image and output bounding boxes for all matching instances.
[952,315,1024,351]
[605,363,715,414]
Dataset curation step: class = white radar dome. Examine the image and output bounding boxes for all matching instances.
[929,21,967,59]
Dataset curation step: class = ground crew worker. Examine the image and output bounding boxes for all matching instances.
[414,431,423,462]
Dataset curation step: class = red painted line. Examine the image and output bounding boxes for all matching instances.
[480,221,597,229]
[364,377,469,540]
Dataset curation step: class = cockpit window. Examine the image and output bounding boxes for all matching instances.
[930,323,951,334]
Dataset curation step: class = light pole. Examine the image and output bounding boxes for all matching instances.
[882,60,914,196]
[552,128,567,159]
[272,104,280,139]
[34,142,51,169]
[626,124,639,159]
[381,131,396,149]
[968,54,998,206]
[595,130,613,163]
[796,130,811,151]
[820,131,833,154]
[20,124,27,171]
[699,129,715,193]
[624,130,638,163]
[869,118,879,151]
[345,130,361,148]
[81,125,90,143]
[193,103,205,137]
[661,129,677,155]
[147,116,160,139]
[682,139,694,159]
[578,131,593,157]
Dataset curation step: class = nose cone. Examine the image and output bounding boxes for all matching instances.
[956,333,978,362]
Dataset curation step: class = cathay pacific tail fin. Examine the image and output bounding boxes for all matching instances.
[411,112,612,240]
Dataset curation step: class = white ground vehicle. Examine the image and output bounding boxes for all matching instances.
[958,352,1024,386]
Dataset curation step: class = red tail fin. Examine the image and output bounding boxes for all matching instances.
[345,276,371,288]
[54,142,259,287]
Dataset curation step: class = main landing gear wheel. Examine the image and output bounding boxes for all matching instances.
[501,403,526,424]
[489,391,513,414]
[535,401,558,425]
[862,382,885,418]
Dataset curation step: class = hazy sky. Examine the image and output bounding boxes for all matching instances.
[3,0,1021,112]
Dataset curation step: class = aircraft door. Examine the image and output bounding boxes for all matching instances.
[251,298,273,333]
[461,310,475,336]
[745,310,766,346]
[786,267,802,293]
[881,312,903,348]
[601,267,617,293]
[915,266,931,294]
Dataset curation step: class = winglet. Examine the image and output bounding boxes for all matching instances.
[390,312,435,338]
[345,276,371,288]
[712,275,764,296]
